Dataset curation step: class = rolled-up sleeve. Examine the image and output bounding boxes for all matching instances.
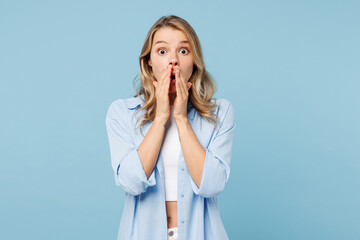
[190,100,236,198]
[105,100,156,196]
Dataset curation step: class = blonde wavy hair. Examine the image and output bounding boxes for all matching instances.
[132,15,219,136]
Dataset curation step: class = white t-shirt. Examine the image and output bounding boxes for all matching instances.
[160,105,181,201]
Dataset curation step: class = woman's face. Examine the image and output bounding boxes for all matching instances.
[148,27,194,94]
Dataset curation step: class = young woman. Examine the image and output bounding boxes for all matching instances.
[106,15,236,240]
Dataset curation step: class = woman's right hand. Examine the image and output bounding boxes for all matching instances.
[152,64,173,124]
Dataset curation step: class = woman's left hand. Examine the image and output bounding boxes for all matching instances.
[173,66,192,121]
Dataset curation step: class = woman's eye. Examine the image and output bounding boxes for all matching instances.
[180,48,189,54]
[157,49,166,55]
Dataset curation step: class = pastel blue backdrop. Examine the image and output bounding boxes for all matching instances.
[1,0,359,239]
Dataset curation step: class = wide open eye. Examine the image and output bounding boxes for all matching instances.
[157,49,166,55]
[180,48,189,55]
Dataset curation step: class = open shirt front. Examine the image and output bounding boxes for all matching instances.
[105,93,236,240]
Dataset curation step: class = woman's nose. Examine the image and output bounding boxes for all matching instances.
[169,60,178,66]
[169,54,178,66]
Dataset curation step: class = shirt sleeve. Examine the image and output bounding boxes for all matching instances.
[190,99,236,198]
[105,100,156,196]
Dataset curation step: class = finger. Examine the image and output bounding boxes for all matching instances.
[159,66,172,100]
[175,67,186,100]
[174,67,183,98]
[158,64,172,85]
[179,78,187,100]
[160,65,172,95]
[157,64,170,94]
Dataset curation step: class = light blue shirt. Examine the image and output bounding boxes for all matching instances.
[105,93,236,240]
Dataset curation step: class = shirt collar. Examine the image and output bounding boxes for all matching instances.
[127,94,196,120]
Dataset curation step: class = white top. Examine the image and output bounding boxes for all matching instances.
[160,105,181,201]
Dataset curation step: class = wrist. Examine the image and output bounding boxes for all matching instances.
[153,117,168,126]
[174,116,188,125]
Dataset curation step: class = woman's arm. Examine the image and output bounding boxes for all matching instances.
[106,100,163,196]
[175,118,206,188]
[137,118,167,179]
[139,63,173,179]
[176,99,236,198]
[171,65,206,189]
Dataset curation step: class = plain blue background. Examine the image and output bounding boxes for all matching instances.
[1,0,359,239]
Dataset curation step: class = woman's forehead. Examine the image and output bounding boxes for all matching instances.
[153,27,189,45]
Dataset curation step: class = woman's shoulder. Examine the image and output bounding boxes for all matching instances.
[212,97,233,107]
[210,98,235,124]
[107,94,145,112]
[211,97,234,114]
[106,94,146,121]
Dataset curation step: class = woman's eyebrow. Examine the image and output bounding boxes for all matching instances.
[154,40,189,46]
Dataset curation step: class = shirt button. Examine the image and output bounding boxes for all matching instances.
[181,220,185,224]
[180,194,184,197]
[181,168,184,172]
